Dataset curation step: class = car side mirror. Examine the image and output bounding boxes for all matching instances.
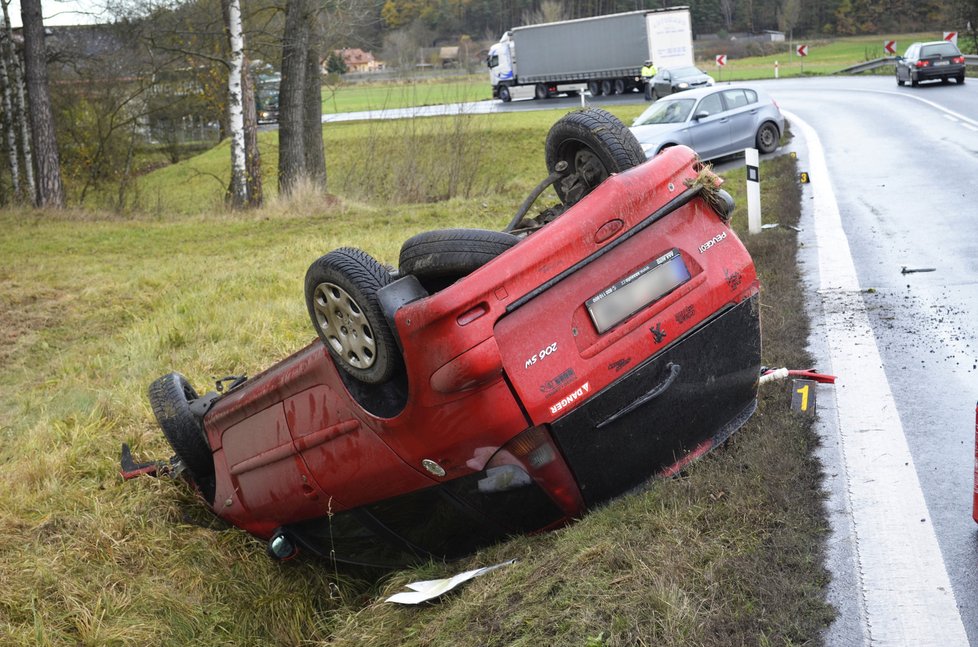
[694,111,710,120]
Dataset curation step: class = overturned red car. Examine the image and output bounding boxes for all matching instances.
[141,109,761,567]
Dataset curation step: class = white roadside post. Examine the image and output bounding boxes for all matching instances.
[746,148,761,234]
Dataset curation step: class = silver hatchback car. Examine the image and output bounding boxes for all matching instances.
[630,85,784,160]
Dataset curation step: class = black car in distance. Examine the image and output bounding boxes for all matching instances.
[896,41,966,86]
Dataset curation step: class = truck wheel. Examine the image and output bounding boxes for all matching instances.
[499,86,512,102]
[587,81,602,97]
[545,108,647,207]
[305,248,400,384]
[399,229,520,293]
[613,79,626,95]
[600,79,612,96]
[534,84,549,100]
[148,372,213,483]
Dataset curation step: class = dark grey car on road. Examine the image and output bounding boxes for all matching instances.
[896,41,966,86]
[649,66,715,101]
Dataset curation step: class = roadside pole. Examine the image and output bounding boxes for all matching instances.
[746,148,761,234]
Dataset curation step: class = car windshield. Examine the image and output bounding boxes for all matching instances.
[633,98,695,126]
[669,66,701,77]
[920,43,960,57]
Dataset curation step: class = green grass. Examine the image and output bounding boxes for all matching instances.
[704,31,959,80]
[322,76,491,114]
[0,114,832,644]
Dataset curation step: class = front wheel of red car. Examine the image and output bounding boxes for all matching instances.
[545,107,647,207]
[305,248,400,385]
[149,372,213,483]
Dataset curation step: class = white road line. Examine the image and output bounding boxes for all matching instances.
[839,88,978,129]
[963,123,978,132]
[785,109,969,647]
[943,114,960,122]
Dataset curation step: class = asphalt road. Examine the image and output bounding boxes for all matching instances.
[758,76,977,646]
[326,77,978,643]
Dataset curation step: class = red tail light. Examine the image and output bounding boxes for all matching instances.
[487,426,585,517]
[915,60,931,68]
[952,56,965,64]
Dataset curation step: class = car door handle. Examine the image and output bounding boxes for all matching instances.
[720,118,730,123]
[597,362,681,429]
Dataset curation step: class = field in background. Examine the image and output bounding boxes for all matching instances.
[0,106,834,644]
[320,31,969,116]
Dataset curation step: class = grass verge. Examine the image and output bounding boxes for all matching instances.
[0,120,833,644]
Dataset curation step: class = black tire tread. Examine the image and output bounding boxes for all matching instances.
[544,108,646,205]
[148,372,212,479]
[399,229,519,288]
[305,248,400,384]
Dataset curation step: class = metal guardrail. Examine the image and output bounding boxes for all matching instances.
[838,54,978,74]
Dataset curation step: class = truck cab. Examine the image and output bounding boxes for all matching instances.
[487,34,515,101]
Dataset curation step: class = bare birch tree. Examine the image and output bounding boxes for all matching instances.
[20,0,64,207]
[1,0,34,202]
[222,0,248,207]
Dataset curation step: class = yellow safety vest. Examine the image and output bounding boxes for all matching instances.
[640,65,656,79]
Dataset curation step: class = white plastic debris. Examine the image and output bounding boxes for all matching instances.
[385,559,517,604]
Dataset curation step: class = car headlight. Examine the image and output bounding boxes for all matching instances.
[678,82,689,89]
[707,76,715,85]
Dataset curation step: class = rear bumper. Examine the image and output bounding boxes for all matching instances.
[915,64,966,80]
[550,294,761,507]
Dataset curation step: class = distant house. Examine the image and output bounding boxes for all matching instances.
[332,48,384,73]
[439,46,459,68]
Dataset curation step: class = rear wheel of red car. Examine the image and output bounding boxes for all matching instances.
[755,122,780,155]
[399,229,520,292]
[148,372,213,482]
[545,107,647,207]
[305,248,400,384]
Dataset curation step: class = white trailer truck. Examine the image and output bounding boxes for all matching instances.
[487,7,694,102]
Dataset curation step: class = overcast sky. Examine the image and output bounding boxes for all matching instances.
[5,0,109,28]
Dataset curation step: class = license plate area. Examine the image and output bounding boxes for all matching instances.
[585,249,691,334]
[935,60,949,66]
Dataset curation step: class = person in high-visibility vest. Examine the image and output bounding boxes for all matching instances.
[640,60,657,100]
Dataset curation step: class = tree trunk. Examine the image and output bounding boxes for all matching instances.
[1,0,32,202]
[0,19,21,201]
[277,0,310,197]
[241,54,262,207]
[302,29,326,187]
[223,0,247,208]
[20,0,64,208]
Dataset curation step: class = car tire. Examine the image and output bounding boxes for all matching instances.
[148,372,213,482]
[534,83,548,100]
[545,107,647,207]
[958,73,966,84]
[755,122,780,155]
[613,79,626,95]
[911,73,919,87]
[587,81,602,97]
[399,229,520,293]
[897,75,904,86]
[600,80,612,96]
[305,248,400,384]
[498,86,511,102]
